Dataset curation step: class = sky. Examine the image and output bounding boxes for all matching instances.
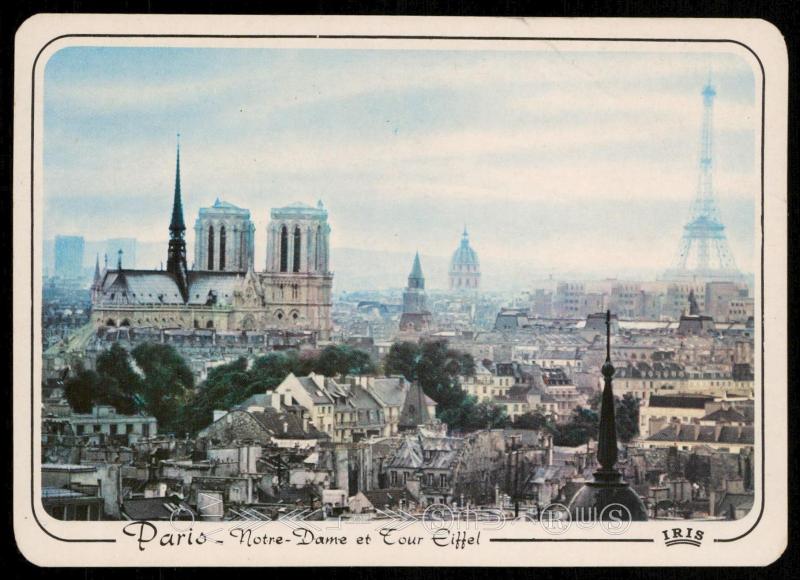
[42,46,759,290]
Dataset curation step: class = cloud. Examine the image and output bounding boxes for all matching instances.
[42,46,759,284]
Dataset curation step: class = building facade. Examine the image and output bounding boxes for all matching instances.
[90,142,333,339]
[399,252,432,332]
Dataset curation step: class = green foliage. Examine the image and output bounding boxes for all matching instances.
[384,341,490,431]
[95,343,143,414]
[383,342,419,382]
[616,393,640,442]
[65,344,193,433]
[437,396,508,432]
[131,343,195,433]
[553,406,599,447]
[179,345,375,435]
[588,391,640,443]
[64,364,102,413]
[513,411,557,434]
[310,345,376,378]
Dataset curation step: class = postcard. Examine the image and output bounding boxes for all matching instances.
[13,14,788,566]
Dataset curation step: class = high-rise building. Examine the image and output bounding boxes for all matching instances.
[54,235,84,280]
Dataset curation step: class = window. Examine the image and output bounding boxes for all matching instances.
[440,474,447,488]
[279,226,288,272]
[110,424,117,435]
[391,471,398,485]
[315,225,323,271]
[219,225,226,270]
[76,425,84,435]
[208,225,215,269]
[126,424,134,434]
[93,425,101,433]
[293,227,302,272]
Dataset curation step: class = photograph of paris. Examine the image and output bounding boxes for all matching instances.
[40,46,757,524]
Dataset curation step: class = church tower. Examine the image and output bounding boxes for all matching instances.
[399,252,432,332]
[166,136,189,303]
[568,311,648,521]
[262,200,333,339]
[194,199,255,272]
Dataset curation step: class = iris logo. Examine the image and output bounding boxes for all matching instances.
[662,527,704,547]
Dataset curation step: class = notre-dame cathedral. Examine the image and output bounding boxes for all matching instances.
[89,141,333,339]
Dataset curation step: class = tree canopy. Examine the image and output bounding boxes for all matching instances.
[64,343,194,433]
[383,341,500,432]
[178,345,376,434]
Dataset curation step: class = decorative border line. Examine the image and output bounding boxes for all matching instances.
[26,31,767,545]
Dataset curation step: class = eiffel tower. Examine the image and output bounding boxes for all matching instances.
[663,80,744,283]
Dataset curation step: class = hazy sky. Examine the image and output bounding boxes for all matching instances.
[43,46,759,286]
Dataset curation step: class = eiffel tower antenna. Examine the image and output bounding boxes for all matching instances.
[663,78,743,283]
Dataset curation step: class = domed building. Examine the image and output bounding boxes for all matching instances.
[449,227,480,292]
[568,311,648,522]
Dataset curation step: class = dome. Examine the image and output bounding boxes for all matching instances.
[450,228,480,271]
[567,470,648,522]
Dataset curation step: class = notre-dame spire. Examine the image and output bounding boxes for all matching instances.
[170,134,186,233]
[166,135,189,302]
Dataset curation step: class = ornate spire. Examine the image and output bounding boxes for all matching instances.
[166,134,189,302]
[597,310,618,471]
[92,254,101,283]
[170,134,185,233]
[567,309,648,521]
[116,249,123,270]
[410,251,423,279]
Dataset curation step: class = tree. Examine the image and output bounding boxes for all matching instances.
[383,342,419,382]
[615,393,640,442]
[554,406,598,447]
[513,411,557,434]
[313,345,349,377]
[131,343,194,433]
[311,345,376,378]
[384,341,480,431]
[95,343,142,414]
[64,365,102,413]
[588,391,640,443]
[344,348,376,376]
